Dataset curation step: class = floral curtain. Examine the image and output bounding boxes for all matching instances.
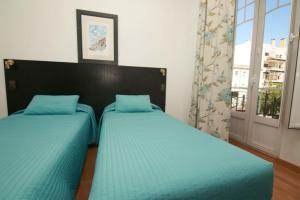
[189,0,236,141]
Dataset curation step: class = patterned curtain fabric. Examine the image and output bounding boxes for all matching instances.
[189,0,236,141]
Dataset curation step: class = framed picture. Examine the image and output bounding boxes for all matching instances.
[76,9,118,65]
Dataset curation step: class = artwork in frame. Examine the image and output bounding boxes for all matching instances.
[76,9,118,65]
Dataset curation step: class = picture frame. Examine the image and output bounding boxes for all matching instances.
[76,9,118,65]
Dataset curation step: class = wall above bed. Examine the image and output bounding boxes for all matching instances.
[0,0,199,122]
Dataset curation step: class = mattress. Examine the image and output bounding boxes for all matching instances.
[89,104,273,200]
[0,104,96,200]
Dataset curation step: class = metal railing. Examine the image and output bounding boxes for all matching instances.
[231,94,246,112]
[256,90,281,119]
[231,90,282,119]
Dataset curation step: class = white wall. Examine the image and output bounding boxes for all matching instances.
[0,0,199,121]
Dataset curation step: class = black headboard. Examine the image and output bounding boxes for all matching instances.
[4,59,166,118]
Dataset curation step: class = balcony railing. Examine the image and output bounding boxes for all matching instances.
[256,89,281,119]
[231,89,281,119]
[231,94,246,112]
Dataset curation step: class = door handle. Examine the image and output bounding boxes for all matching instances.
[289,32,299,43]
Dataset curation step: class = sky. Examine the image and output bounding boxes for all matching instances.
[235,0,291,46]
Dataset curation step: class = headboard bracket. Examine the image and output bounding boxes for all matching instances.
[4,59,15,70]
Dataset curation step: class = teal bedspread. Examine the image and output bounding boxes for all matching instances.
[0,104,97,200]
[89,104,273,200]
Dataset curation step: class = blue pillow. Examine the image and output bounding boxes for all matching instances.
[115,95,153,112]
[24,95,79,115]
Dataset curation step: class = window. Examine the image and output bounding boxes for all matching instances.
[231,0,255,112]
[256,0,291,119]
[232,0,292,120]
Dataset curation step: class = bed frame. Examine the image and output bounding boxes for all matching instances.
[3,59,166,118]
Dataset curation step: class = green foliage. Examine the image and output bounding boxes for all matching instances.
[231,91,238,98]
[257,83,283,119]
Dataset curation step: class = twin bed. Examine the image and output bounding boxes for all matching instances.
[89,102,273,200]
[0,103,97,199]
[1,60,273,200]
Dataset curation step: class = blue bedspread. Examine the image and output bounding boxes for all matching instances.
[89,104,273,200]
[0,104,97,200]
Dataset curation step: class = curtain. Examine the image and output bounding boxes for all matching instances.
[189,0,236,141]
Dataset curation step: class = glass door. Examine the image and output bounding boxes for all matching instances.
[230,0,258,142]
[231,0,294,155]
[253,0,292,125]
[248,0,292,155]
